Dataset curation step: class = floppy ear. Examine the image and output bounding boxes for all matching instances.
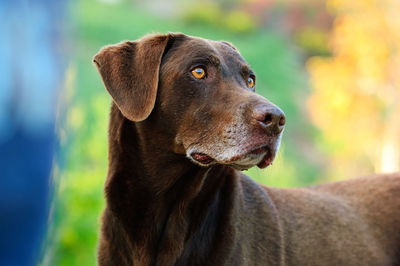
[93,34,171,121]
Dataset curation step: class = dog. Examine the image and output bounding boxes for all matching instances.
[93,33,400,265]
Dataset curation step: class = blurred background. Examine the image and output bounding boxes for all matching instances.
[1,0,399,265]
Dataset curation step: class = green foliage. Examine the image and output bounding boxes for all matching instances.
[294,27,331,56]
[224,10,256,33]
[45,0,321,265]
[182,2,223,27]
[183,3,256,33]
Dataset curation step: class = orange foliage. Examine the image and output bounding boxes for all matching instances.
[307,0,400,179]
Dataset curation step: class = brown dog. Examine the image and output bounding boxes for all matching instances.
[93,33,400,265]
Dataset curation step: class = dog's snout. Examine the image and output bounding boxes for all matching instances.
[253,104,285,134]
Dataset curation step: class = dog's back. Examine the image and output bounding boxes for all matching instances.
[265,173,400,265]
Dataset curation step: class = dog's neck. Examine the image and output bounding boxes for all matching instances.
[104,104,238,264]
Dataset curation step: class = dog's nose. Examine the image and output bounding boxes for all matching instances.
[253,104,285,134]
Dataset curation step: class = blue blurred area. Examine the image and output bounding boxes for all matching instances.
[0,0,66,265]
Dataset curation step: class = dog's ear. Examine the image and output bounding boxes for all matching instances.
[93,34,172,121]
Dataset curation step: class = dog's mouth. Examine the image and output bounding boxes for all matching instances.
[231,144,277,170]
[254,146,275,169]
[191,153,215,165]
[189,138,280,170]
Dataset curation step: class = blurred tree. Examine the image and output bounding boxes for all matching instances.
[307,0,400,180]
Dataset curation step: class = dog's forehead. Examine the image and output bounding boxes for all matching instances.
[170,36,247,66]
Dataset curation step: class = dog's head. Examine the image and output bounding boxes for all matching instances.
[94,33,285,170]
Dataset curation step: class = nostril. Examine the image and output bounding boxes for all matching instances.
[279,115,285,127]
[264,114,273,125]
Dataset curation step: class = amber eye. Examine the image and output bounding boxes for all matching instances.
[247,77,255,89]
[191,67,206,79]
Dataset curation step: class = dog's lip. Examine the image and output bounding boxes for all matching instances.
[256,149,274,169]
[190,152,215,165]
[233,144,275,169]
[248,145,268,155]
[226,143,269,163]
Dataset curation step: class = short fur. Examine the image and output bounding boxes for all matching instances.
[94,33,400,266]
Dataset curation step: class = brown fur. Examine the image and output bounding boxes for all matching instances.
[94,33,400,265]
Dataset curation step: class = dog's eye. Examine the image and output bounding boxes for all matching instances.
[247,77,255,89]
[191,67,206,79]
